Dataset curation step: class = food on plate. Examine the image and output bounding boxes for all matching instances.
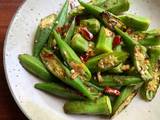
[18,0,160,118]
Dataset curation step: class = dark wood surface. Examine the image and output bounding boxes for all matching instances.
[0,0,28,119]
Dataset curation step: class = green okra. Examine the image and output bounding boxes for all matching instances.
[105,0,130,15]
[78,0,105,17]
[95,26,114,54]
[64,96,112,115]
[92,75,143,87]
[140,74,160,101]
[69,0,106,18]
[101,12,127,31]
[115,27,137,50]
[47,33,56,49]
[86,51,128,72]
[18,54,53,82]
[118,14,150,31]
[33,14,57,57]
[133,45,152,81]
[112,85,141,117]
[131,29,160,46]
[109,63,133,74]
[145,29,160,35]
[52,30,91,81]
[70,0,130,18]
[78,0,127,31]
[33,0,69,57]
[65,19,76,44]
[140,46,160,101]
[70,33,89,53]
[53,0,69,27]
[40,48,67,80]
[139,37,160,46]
[108,63,124,74]
[80,18,100,35]
[40,48,96,100]
[35,82,84,100]
[115,27,153,81]
[148,46,160,67]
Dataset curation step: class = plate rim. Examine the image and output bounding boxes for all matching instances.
[3,0,32,119]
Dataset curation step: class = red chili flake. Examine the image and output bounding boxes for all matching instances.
[113,35,122,48]
[79,27,94,41]
[42,53,53,59]
[56,27,62,33]
[104,86,120,96]
[80,53,89,63]
[56,24,70,37]
[80,50,96,63]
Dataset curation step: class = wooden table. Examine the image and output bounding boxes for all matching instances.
[0,0,28,119]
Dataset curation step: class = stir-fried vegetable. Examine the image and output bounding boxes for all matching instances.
[18,0,160,118]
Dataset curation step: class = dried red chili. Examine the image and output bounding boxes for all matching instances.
[113,35,122,48]
[80,53,89,63]
[78,27,94,41]
[56,24,70,37]
[80,50,95,63]
[104,86,120,96]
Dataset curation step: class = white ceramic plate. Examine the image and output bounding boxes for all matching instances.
[3,0,160,120]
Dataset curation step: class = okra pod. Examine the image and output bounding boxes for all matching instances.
[139,37,160,46]
[52,30,91,81]
[18,54,53,82]
[70,0,130,18]
[140,46,160,101]
[70,33,89,53]
[80,18,100,35]
[105,0,130,15]
[40,48,96,100]
[78,0,128,31]
[64,19,76,44]
[108,63,124,74]
[33,0,69,57]
[115,27,137,49]
[33,14,57,57]
[69,0,106,18]
[35,82,84,100]
[131,29,160,46]
[101,12,127,31]
[118,14,150,31]
[54,0,69,27]
[86,51,128,72]
[112,85,141,117]
[78,0,105,17]
[115,27,153,81]
[133,45,152,81]
[64,96,112,115]
[148,46,160,67]
[47,33,56,49]
[95,26,114,54]
[140,74,160,101]
[92,75,143,87]
[40,48,66,80]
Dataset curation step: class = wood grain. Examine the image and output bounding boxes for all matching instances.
[0,0,28,120]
